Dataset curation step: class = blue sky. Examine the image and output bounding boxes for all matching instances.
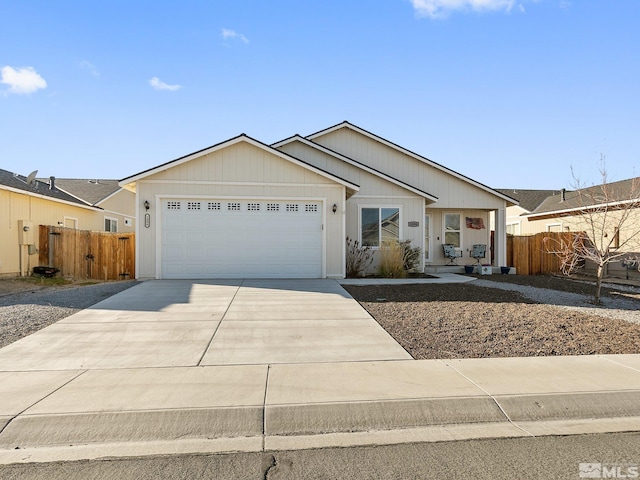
[1,0,638,189]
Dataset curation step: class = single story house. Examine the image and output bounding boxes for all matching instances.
[119,121,517,279]
[495,178,640,247]
[521,177,640,250]
[0,169,135,277]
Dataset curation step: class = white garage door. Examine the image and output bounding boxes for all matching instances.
[161,199,323,279]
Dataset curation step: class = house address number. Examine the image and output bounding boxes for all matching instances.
[408,221,419,227]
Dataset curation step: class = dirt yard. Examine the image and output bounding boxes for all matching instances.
[343,275,640,358]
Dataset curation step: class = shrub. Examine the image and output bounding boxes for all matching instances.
[400,240,421,272]
[378,241,407,278]
[346,237,374,277]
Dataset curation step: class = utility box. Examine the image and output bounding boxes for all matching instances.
[479,265,492,275]
[18,220,34,245]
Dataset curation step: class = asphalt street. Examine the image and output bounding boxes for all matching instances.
[2,433,639,480]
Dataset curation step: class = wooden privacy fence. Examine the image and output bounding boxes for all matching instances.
[38,225,135,281]
[506,232,576,275]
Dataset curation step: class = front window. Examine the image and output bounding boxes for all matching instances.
[361,207,400,247]
[506,222,521,235]
[444,213,461,247]
[105,218,118,232]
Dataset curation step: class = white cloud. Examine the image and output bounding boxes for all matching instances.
[1,66,47,95]
[410,0,518,18]
[149,77,182,91]
[221,28,249,44]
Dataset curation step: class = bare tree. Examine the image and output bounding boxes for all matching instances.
[543,160,640,304]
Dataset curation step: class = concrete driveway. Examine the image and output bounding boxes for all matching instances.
[2,278,640,464]
[0,279,411,370]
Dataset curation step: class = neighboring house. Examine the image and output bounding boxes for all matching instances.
[522,177,640,250]
[0,169,135,277]
[42,178,136,233]
[493,189,559,235]
[120,121,516,279]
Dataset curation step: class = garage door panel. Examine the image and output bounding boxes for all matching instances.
[161,199,322,279]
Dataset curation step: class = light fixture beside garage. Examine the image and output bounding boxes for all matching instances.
[144,200,151,228]
[332,203,337,214]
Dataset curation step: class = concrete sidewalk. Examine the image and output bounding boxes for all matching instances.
[1,278,640,464]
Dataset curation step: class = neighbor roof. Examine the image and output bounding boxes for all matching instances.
[307,121,518,206]
[37,178,122,205]
[527,177,640,219]
[495,189,559,213]
[0,168,91,207]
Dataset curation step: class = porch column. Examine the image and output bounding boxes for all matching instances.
[494,206,507,267]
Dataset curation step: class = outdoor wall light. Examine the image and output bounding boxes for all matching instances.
[144,200,150,211]
[332,203,337,214]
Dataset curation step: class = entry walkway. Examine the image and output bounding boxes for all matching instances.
[1,277,640,464]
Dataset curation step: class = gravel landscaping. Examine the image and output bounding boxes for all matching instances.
[343,275,640,359]
[0,280,138,348]
[2,275,640,359]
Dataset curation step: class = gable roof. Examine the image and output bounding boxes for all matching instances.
[495,189,559,212]
[272,135,438,202]
[0,168,95,208]
[119,134,360,192]
[307,121,518,206]
[526,177,640,220]
[38,178,123,206]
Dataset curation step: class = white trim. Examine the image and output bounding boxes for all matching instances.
[155,194,332,201]
[321,197,327,279]
[307,122,517,205]
[525,197,640,220]
[340,187,347,278]
[135,198,140,279]
[155,194,162,279]
[352,194,421,200]
[546,222,563,232]
[272,135,437,202]
[443,211,463,249]
[0,185,102,211]
[104,216,118,232]
[138,179,350,189]
[120,135,359,192]
[424,212,433,263]
[63,216,78,229]
[50,186,93,206]
[358,204,403,249]
[99,207,133,218]
[506,221,521,235]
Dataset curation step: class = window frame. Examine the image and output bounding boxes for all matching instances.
[443,212,463,248]
[424,213,432,263]
[359,205,402,248]
[506,221,521,235]
[104,217,118,233]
